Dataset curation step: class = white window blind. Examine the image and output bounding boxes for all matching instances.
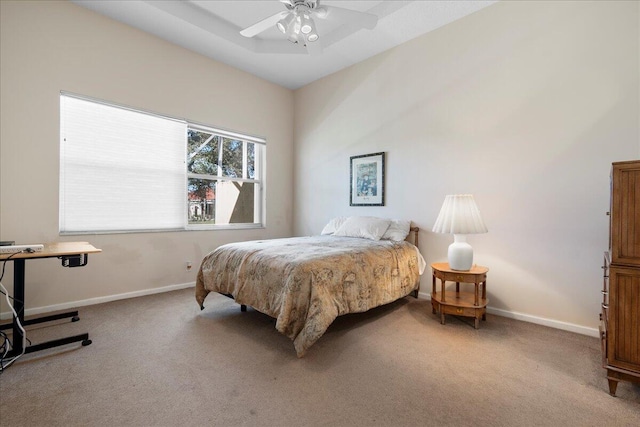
[60,94,187,233]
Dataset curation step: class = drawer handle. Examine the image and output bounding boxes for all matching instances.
[456,308,463,314]
[456,275,464,281]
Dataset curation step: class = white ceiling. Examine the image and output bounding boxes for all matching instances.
[72,0,497,90]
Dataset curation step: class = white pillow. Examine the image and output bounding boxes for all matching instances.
[381,219,411,242]
[321,217,347,235]
[333,216,391,241]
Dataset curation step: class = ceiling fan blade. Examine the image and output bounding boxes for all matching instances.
[240,11,289,38]
[316,6,378,30]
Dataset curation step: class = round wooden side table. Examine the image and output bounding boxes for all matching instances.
[430,262,489,329]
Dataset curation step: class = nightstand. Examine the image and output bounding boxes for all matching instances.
[430,262,489,329]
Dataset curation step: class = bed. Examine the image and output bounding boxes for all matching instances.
[195,217,426,357]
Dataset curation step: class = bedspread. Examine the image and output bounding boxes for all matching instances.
[196,235,425,357]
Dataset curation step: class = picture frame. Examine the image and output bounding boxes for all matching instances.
[350,152,385,206]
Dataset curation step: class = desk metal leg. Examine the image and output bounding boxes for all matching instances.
[0,258,91,360]
[12,259,26,355]
[0,310,80,331]
[4,333,91,358]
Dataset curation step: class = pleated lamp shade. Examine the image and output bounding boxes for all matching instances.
[432,194,487,270]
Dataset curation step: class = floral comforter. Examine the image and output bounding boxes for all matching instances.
[195,235,425,357]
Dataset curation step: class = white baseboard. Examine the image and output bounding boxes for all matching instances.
[0,282,195,320]
[416,291,599,338]
[1,286,599,339]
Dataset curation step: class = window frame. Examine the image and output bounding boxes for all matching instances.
[186,123,266,231]
[59,92,266,234]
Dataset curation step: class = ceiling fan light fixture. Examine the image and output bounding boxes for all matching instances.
[276,13,295,34]
[306,23,319,42]
[291,14,302,34]
[273,3,320,45]
[242,0,379,53]
[276,6,320,45]
[300,15,313,34]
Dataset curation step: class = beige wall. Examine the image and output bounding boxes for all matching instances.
[293,0,639,335]
[0,1,294,314]
[1,0,638,336]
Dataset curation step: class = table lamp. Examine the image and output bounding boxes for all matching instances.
[432,194,488,271]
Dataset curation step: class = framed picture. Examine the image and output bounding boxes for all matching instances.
[350,152,385,206]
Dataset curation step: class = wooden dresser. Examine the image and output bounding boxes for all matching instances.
[601,160,640,396]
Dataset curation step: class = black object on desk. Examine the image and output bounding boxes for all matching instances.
[0,242,101,359]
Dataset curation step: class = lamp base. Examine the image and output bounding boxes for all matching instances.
[448,234,473,271]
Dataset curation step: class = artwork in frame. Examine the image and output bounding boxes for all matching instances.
[350,152,385,206]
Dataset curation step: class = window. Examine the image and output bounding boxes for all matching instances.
[187,125,264,228]
[59,93,265,233]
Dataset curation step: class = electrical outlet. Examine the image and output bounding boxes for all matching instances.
[186,261,192,271]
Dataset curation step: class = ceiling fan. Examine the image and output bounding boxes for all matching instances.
[240,0,378,51]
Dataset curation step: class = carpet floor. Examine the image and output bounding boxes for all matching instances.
[0,288,638,426]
